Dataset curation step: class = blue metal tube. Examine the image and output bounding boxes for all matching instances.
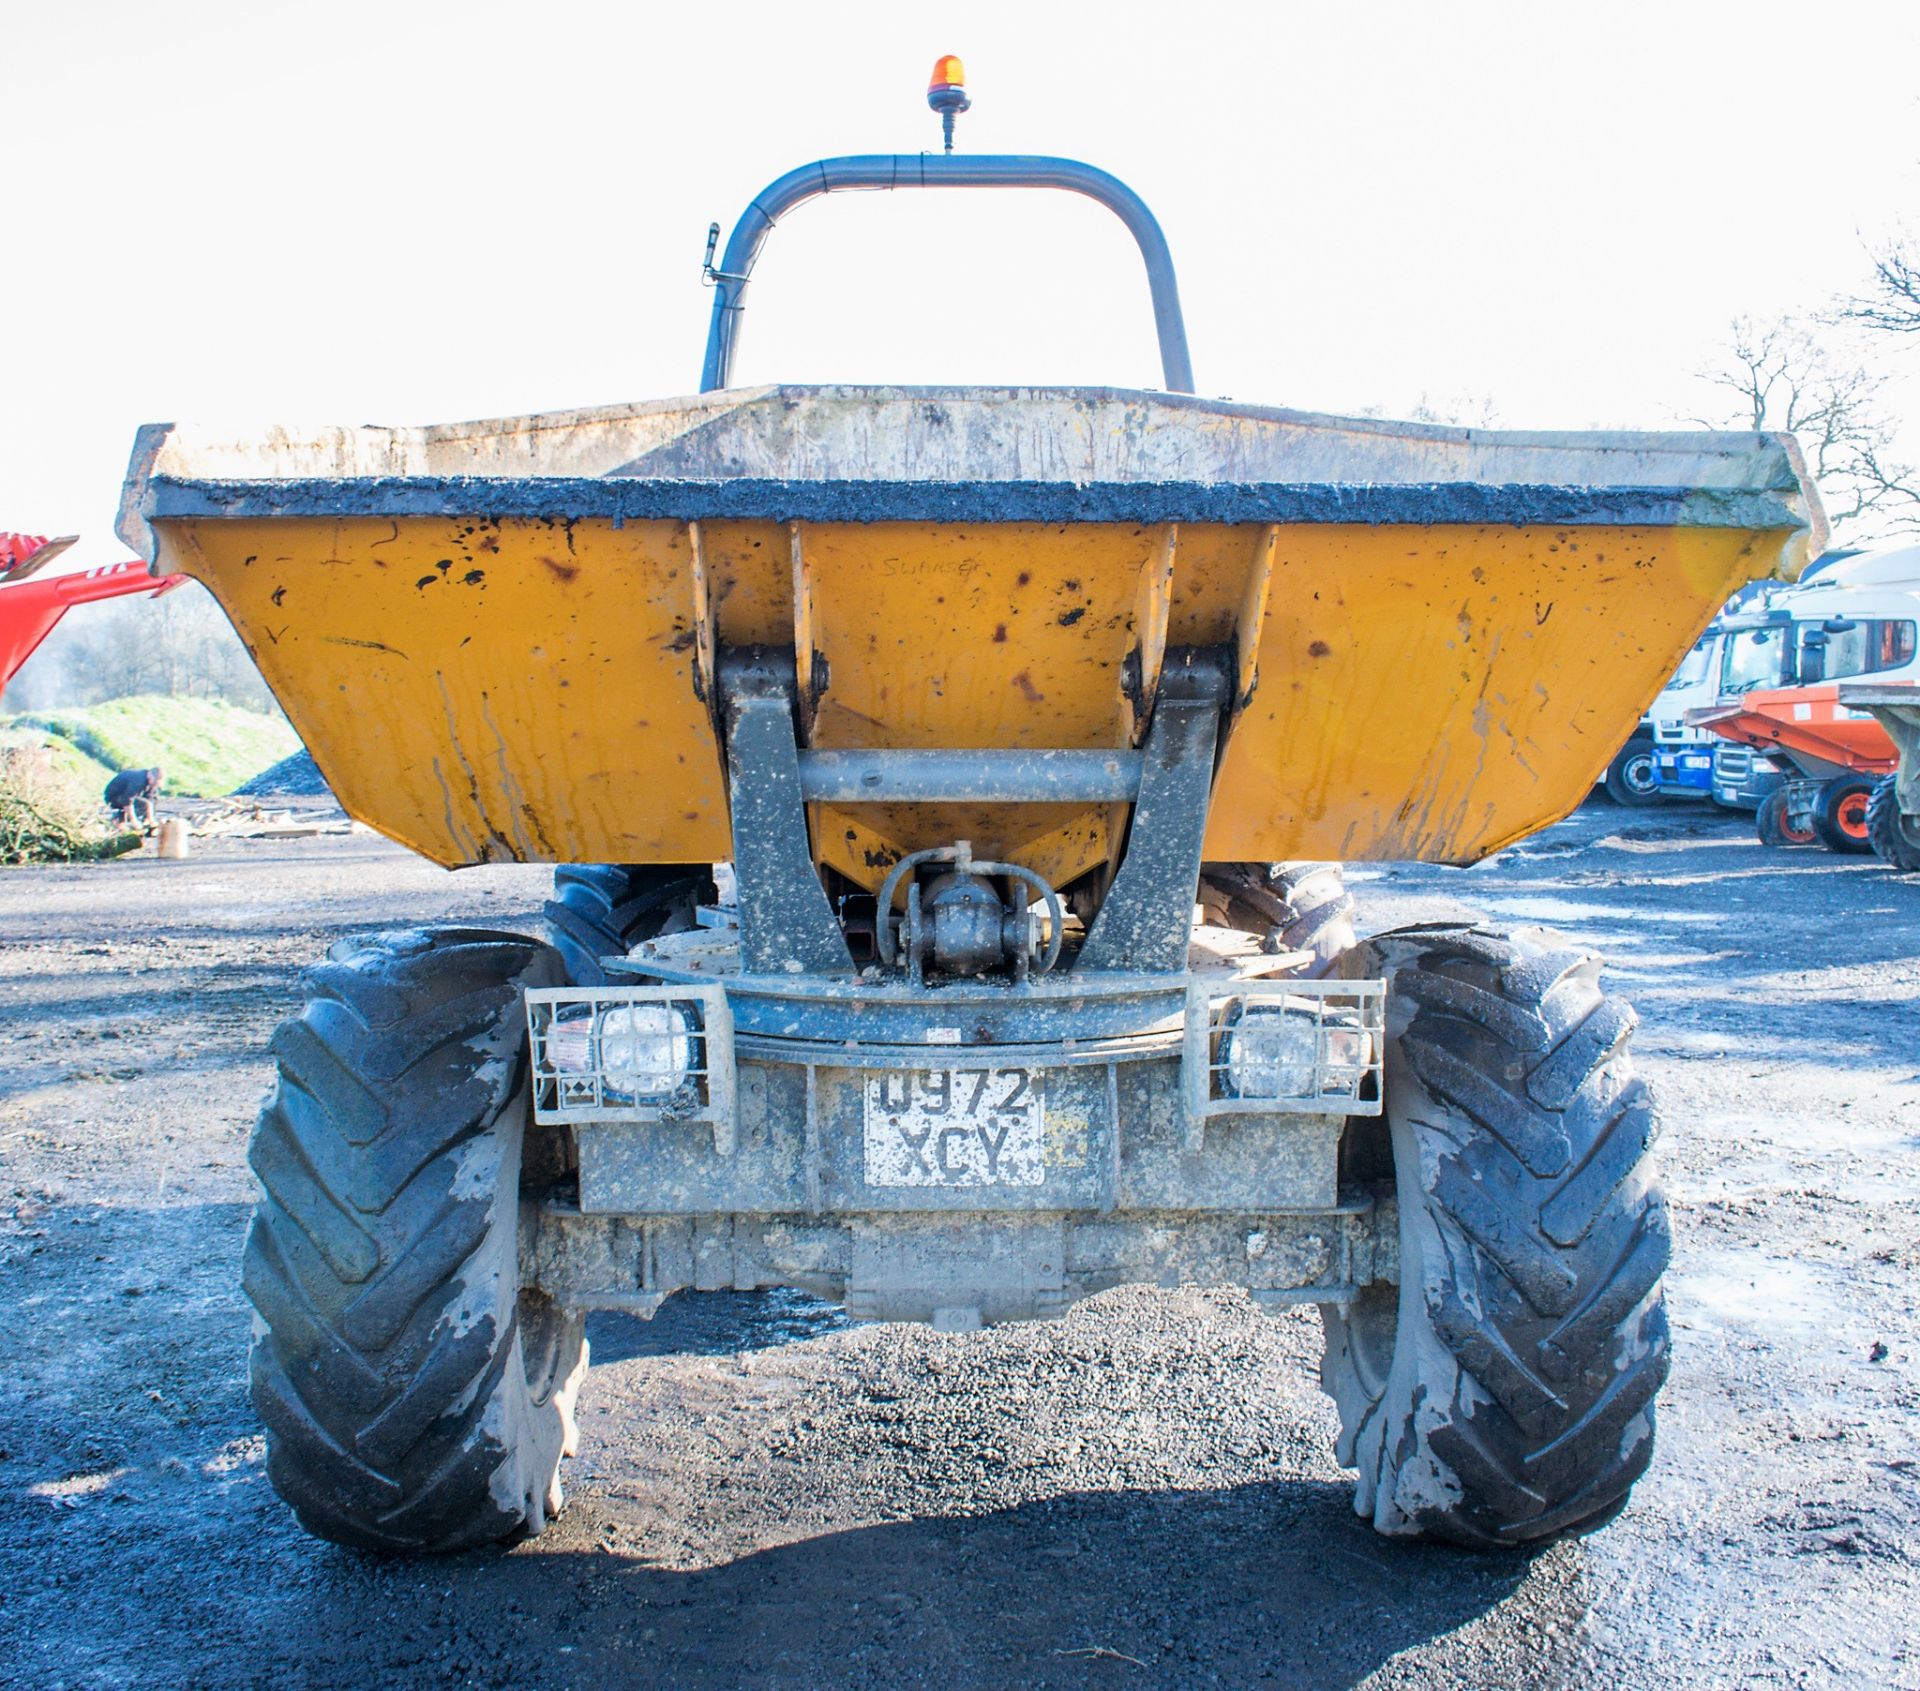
[699,153,1196,395]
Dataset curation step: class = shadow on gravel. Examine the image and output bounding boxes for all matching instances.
[1377,806,1920,1074]
[587,1290,850,1361]
[3,1207,1562,1690]
[263,1486,1558,1691]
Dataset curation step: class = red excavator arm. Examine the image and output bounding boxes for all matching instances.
[1,533,188,693]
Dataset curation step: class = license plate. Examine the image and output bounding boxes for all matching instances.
[863,1068,1044,1187]
[1716,788,1737,804]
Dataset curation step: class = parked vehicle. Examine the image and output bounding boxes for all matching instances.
[1610,588,1787,805]
[119,74,1824,1555]
[1601,579,1792,806]
[1637,626,1726,801]
[1710,740,1788,813]
[1838,681,1920,870]
[1691,682,1896,851]
[1700,545,1920,817]
[1,532,186,700]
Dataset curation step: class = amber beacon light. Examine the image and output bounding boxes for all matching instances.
[926,54,970,152]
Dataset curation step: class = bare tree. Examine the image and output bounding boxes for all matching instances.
[1842,232,1920,336]
[1695,315,1920,542]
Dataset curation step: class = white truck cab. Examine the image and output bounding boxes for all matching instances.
[1707,544,1920,808]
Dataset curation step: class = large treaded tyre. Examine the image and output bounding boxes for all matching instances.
[244,927,587,1552]
[1757,789,1816,848]
[1320,924,1670,1547]
[1198,861,1357,977]
[1603,734,1661,807]
[1867,778,1920,871]
[1812,778,1875,856]
[544,864,711,985]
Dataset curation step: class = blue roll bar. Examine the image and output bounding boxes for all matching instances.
[699,153,1196,395]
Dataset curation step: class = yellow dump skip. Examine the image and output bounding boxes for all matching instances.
[126,387,1823,876]
[1204,522,1775,862]
[156,505,1786,878]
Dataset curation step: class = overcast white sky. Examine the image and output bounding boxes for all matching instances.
[6,0,1918,564]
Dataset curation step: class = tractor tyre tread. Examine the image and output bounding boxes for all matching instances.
[1320,924,1669,1548]
[1867,777,1920,871]
[1812,779,1875,856]
[1198,861,1357,977]
[244,926,586,1553]
[544,864,712,986]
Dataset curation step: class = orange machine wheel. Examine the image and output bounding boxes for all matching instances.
[1757,789,1817,848]
[1813,778,1876,855]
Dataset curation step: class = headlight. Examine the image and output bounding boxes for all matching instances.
[1223,1000,1368,1101]
[538,1002,695,1105]
[598,1003,694,1101]
[544,1005,596,1075]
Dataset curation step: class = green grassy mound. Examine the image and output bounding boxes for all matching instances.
[0,726,113,790]
[2,697,301,798]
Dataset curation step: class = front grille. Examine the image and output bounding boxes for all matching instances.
[1713,745,1754,781]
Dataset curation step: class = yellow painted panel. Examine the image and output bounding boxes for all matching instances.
[801,523,1153,750]
[158,508,1789,879]
[1203,524,1776,863]
[1164,523,1275,647]
[155,515,730,867]
[815,801,1114,901]
[799,521,1164,891]
[698,518,791,646]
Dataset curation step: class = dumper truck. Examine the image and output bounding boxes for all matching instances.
[1690,683,1897,852]
[1700,545,1920,834]
[118,71,1825,1555]
[1838,681,1920,869]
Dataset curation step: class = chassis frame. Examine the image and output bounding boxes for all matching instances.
[514,642,1393,1328]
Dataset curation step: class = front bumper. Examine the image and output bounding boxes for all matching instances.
[1710,745,1786,810]
[518,971,1391,1325]
[1654,748,1716,796]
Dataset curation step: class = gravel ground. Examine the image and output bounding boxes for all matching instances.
[229,751,331,799]
[2,801,1916,1689]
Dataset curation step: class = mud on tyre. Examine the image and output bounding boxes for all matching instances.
[1320,924,1670,1547]
[544,863,712,985]
[243,927,586,1552]
[1199,861,1357,977]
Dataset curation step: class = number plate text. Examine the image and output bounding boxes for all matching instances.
[862,1068,1044,1187]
